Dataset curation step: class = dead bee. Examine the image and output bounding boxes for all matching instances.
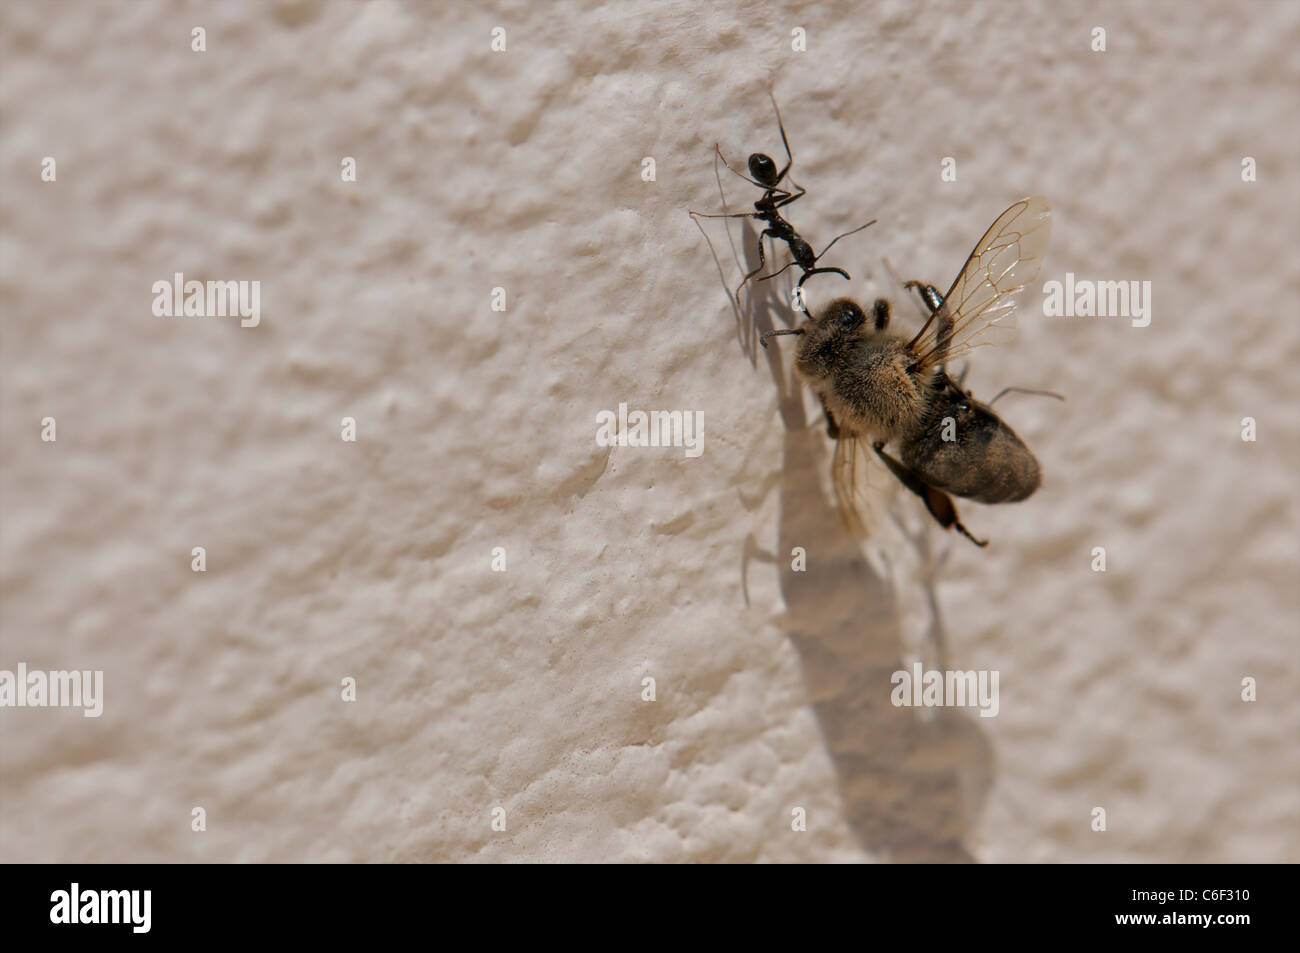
[762,196,1054,546]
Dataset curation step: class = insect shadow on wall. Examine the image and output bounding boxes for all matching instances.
[726,237,996,862]
[690,107,1002,859]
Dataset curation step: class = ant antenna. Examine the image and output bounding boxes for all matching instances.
[988,387,1066,406]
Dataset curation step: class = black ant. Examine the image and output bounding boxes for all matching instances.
[690,93,875,330]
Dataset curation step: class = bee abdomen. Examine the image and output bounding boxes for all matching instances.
[905,406,1041,504]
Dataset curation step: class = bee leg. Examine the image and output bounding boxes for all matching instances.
[872,298,890,330]
[903,280,944,314]
[872,443,989,548]
[818,396,840,439]
[903,280,955,369]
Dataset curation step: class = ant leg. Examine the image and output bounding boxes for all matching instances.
[771,183,807,210]
[872,442,988,547]
[819,396,840,439]
[756,258,799,284]
[767,90,795,185]
[689,209,761,221]
[736,229,775,297]
[712,143,767,190]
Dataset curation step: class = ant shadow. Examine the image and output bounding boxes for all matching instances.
[706,212,996,862]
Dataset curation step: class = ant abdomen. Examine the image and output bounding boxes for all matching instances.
[787,236,816,266]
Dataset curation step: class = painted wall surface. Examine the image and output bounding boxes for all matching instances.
[1,1,1297,863]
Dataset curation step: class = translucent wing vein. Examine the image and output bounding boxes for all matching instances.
[912,196,1051,369]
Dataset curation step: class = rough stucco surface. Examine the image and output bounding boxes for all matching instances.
[1,1,1297,863]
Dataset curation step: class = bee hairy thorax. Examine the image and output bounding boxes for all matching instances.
[799,333,934,440]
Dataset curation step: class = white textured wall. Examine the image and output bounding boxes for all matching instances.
[2,0,1297,863]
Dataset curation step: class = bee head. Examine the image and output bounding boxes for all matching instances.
[810,297,890,338]
[760,298,890,355]
[786,297,895,382]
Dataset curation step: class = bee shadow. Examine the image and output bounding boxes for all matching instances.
[739,255,995,863]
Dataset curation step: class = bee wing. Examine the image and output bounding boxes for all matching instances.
[832,432,882,540]
[910,196,1051,370]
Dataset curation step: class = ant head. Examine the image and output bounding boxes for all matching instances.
[747,152,779,187]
